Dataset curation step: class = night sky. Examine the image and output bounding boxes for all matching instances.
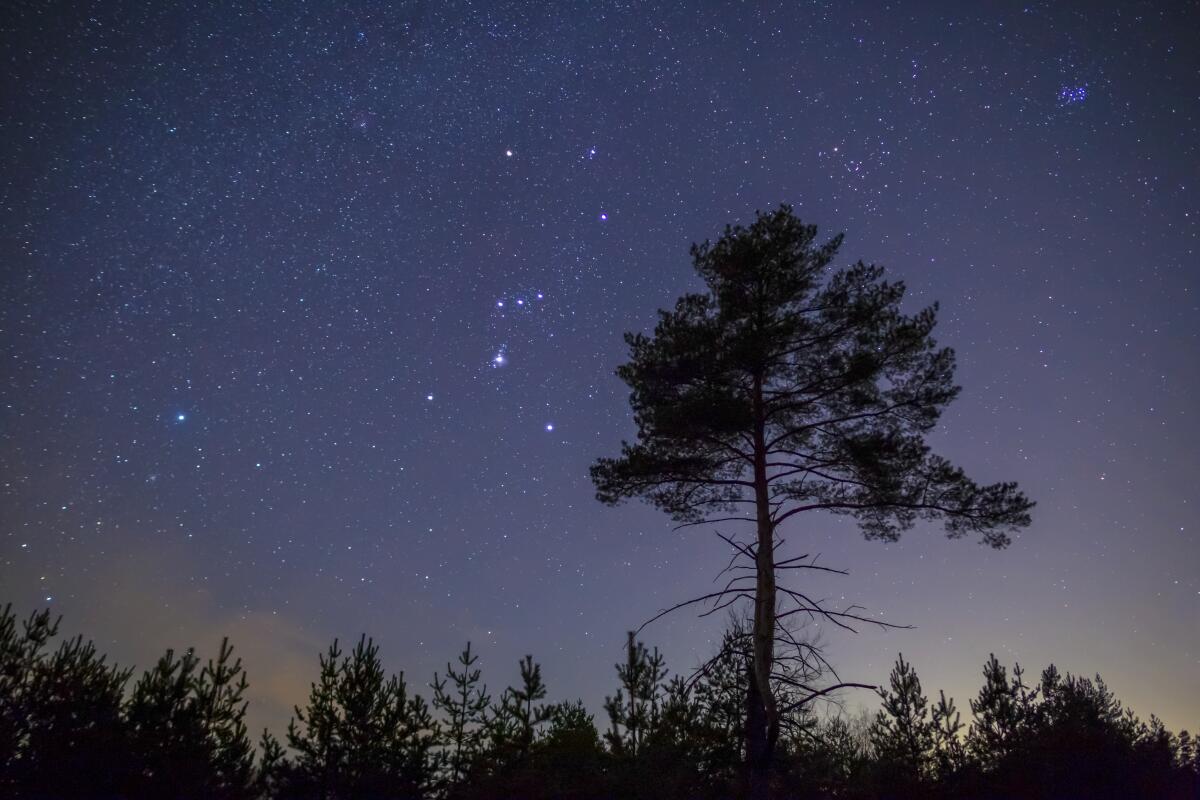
[2,1,1197,738]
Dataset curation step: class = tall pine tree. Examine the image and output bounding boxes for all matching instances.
[591,206,1033,799]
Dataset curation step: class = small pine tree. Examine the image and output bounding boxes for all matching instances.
[652,675,703,750]
[930,689,966,779]
[1038,663,1061,702]
[868,654,934,784]
[1176,729,1196,774]
[967,653,1023,766]
[287,639,345,796]
[0,606,131,796]
[529,701,609,798]
[786,714,867,797]
[432,642,491,786]
[284,635,438,799]
[380,669,439,797]
[489,654,551,766]
[256,729,286,798]
[691,624,750,780]
[195,638,257,797]
[539,699,604,759]
[603,632,667,757]
[124,633,258,796]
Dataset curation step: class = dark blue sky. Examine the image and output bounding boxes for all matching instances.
[2,0,1196,737]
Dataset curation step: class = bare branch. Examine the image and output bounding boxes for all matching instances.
[778,682,880,715]
[634,589,750,636]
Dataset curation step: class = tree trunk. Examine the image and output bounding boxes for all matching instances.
[748,372,778,800]
[745,654,769,800]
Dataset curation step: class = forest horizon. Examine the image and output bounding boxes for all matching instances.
[3,601,1198,798]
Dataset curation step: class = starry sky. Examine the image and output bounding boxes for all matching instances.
[2,1,1197,738]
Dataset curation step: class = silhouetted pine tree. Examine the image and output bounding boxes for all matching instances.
[281,636,437,799]
[0,605,131,798]
[929,689,966,781]
[966,653,1025,767]
[284,639,344,797]
[867,654,934,796]
[431,642,490,789]
[1186,729,1200,797]
[526,701,609,799]
[256,729,287,799]
[1178,728,1200,786]
[1015,669,1145,798]
[644,675,723,799]
[782,714,870,799]
[650,675,703,750]
[603,632,667,758]
[590,205,1033,800]
[124,638,256,799]
[690,624,749,783]
[486,654,551,768]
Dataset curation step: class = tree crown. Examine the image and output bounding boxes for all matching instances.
[591,205,1032,546]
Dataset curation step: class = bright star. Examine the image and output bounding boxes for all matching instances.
[176,413,186,422]
[545,423,554,432]
[599,212,608,221]
[505,149,513,157]
[426,393,434,401]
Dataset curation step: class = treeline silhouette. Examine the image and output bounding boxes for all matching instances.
[2,604,1196,799]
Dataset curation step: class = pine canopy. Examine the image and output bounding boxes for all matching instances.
[591,205,1033,546]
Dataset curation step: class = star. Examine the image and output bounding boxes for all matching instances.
[599,212,608,221]
[505,149,513,157]
[545,423,554,432]
[176,413,186,422]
